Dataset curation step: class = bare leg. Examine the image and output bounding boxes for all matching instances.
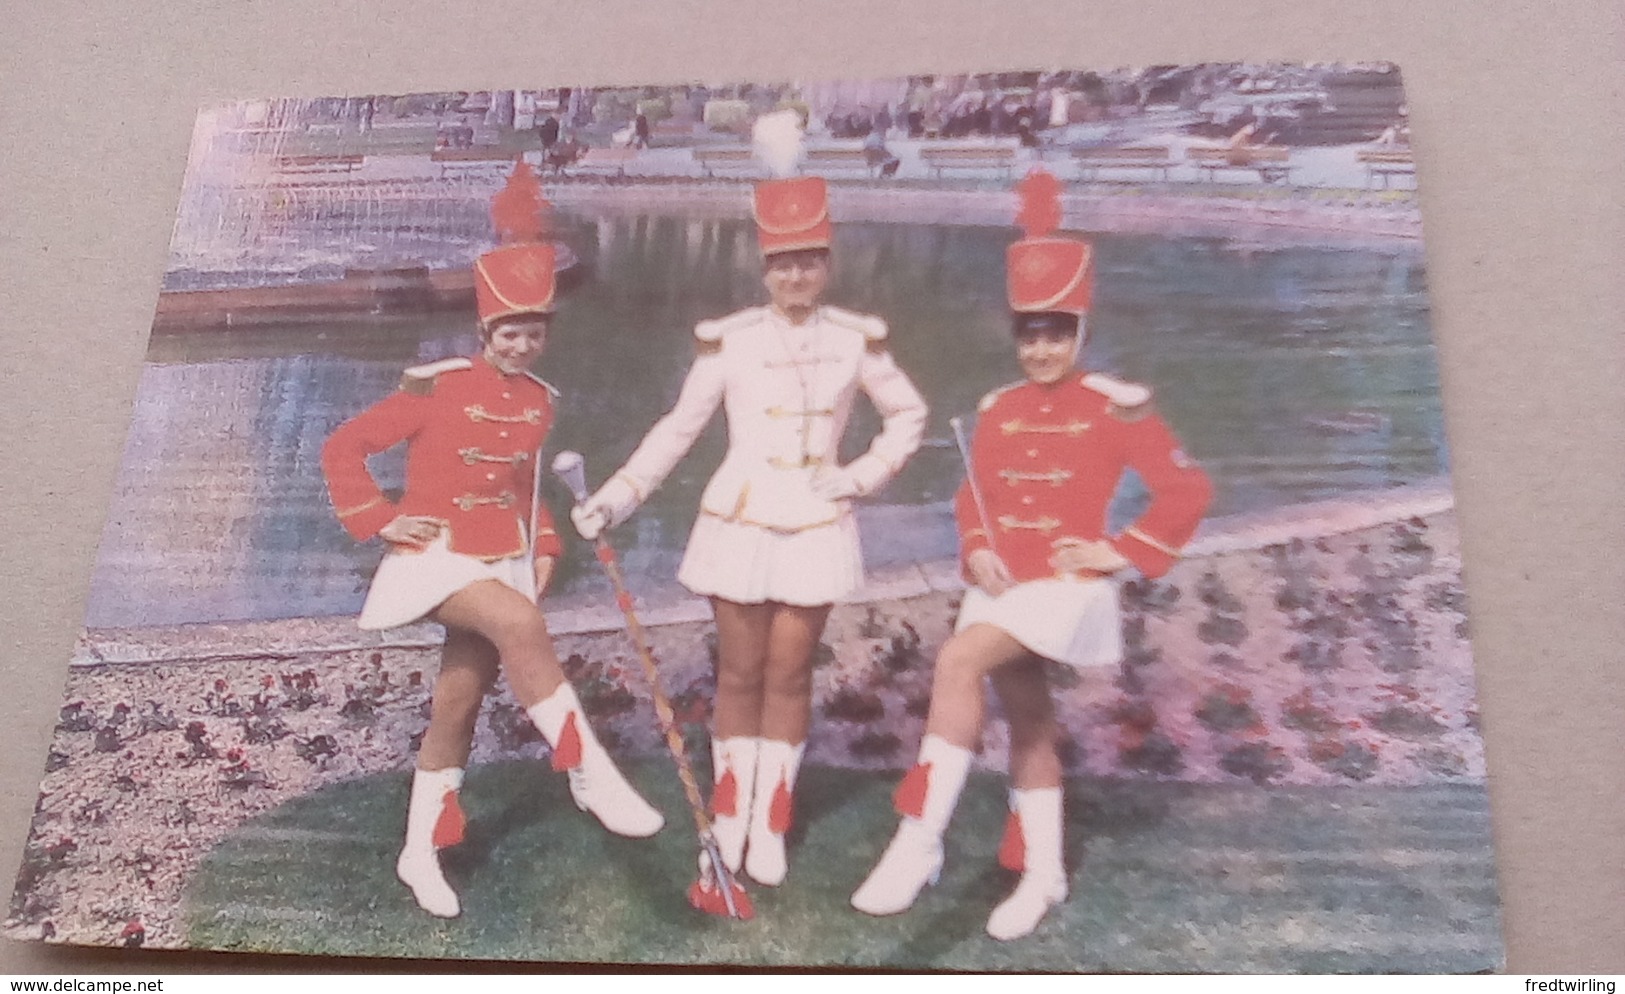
[760,602,832,744]
[417,627,500,771]
[989,656,1061,790]
[923,623,1035,749]
[435,581,662,837]
[710,598,772,739]
[432,580,563,709]
[397,628,499,919]
[743,601,831,886]
[986,656,1069,941]
[852,625,1037,915]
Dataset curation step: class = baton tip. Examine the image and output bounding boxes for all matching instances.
[688,874,754,920]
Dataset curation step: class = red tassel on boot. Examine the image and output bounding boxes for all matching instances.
[550,712,582,771]
[432,789,467,848]
[997,809,1025,872]
[712,768,738,818]
[893,762,932,819]
[768,778,794,834]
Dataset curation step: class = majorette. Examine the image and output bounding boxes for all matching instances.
[572,109,927,906]
[322,161,664,920]
[852,167,1212,940]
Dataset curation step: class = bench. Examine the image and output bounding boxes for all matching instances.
[430,146,518,176]
[918,144,1020,180]
[1071,145,1172,182]
[570,147,639,178]
[1186,145,1294,184]
[273,154,366,174]
[692,146,760,178]
[803,146,888,179]
[430,146,518,163]
[1356,149,1416,189]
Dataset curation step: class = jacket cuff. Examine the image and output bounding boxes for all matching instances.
[844,453,892,496]
[1113,527,1180,579]
[336,498,396,542]
[600,473,644,525]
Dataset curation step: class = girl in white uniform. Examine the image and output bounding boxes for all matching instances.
[574,174,928,889]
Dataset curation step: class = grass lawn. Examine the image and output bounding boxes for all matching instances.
[184,762,1501,972]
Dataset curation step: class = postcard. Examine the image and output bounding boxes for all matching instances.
[4,64,1502,972]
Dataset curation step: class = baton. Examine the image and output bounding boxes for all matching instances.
[527,442,546,584]
[550,451,751,920]
[949,415,1000,560]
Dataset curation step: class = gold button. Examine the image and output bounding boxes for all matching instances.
[502,392,512,400]
[1022,496,1035,505]
[486,472,497,481]
[1026,449,1039,458]
[1040,405,1053,414]
[499,430,509,439]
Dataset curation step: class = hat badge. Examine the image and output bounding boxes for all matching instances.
[511,253,547,285]
[1016,251,1060,282]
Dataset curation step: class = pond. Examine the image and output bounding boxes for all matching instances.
[84,212,1442,628]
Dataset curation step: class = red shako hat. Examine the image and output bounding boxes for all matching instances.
[474,160,557,323]
[1006,168,1093,315]
[752,176,832,256]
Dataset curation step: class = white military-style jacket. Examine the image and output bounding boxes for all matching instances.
[611,305,928,533]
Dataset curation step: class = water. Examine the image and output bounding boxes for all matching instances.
[85,214,1441,628]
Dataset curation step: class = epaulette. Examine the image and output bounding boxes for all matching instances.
[822,306,890,352]
[694,307,762,354]
[399,357,473,396]
[1082,372,1154,421]
[521,371,561,399]
[977,380,1025,414]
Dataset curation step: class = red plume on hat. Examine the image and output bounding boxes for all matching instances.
[1007,167,1093,315]
[489,160,551,243]
[1015,168,1064,239]
[476,160,558,323]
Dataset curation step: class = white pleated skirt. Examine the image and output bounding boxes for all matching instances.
[676,511,864,607]
[954,576,1125,669]
[357,533,536,630]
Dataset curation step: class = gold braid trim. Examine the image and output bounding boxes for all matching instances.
[335,497,384,520]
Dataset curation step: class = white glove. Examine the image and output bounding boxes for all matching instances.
[967,548,1015,597]
[573,476,640,540]
[570,504,608,542]
[810,466,861,501]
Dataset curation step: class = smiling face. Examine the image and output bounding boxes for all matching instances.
[1014,312,1083,385]
[762,249,831,319]
[481,314,550,374]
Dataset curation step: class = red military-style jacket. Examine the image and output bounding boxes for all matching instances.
[955,371,1213,582]
[321,355,562,561]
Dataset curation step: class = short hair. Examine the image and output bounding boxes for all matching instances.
[762,247,832,271]
[1011,311,1081,339]
[480,312,552,340]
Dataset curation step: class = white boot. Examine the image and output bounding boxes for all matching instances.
[709,736,760,873]
[395,766,465,918]
[851,735,973,916]
[986,787,1068,941]
[528,683,664,838]
[743,738,804,886]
